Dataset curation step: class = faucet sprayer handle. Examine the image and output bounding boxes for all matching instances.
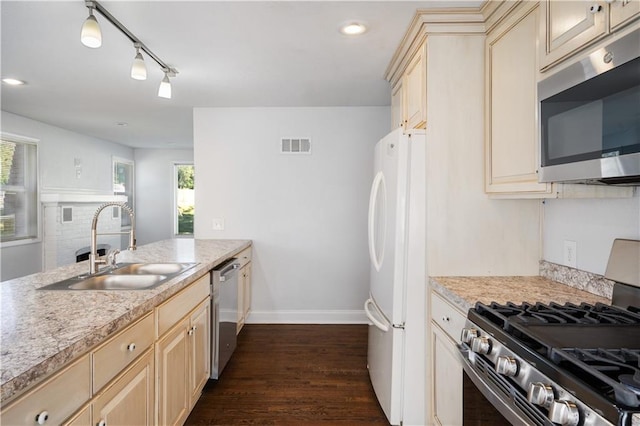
[106,249,121,267]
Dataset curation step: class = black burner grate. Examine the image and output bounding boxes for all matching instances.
[550,348,640,408]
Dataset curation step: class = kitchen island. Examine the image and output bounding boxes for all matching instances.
[0,238,251,404]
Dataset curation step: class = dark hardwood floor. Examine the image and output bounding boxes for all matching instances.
[186,324,390,425]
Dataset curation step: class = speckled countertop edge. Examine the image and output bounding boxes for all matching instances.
[430,274,611,316]
[0,238,251,403]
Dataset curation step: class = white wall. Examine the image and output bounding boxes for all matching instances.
[134,148,194,245]
[193,107,389,322]
[0,111,133,281]
[543,194,640,275]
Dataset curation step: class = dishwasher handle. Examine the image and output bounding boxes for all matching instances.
[219,262,241,282]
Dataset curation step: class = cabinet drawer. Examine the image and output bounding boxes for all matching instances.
[1,355,91,425]
[157,273,210,337]
[431,291,466,341]
[93,312,155,392]
[235,247,252,268]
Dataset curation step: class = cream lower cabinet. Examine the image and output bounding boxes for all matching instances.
[92,349,155,426]
[429,291,466,426]
[0,355,91,425]
[189,300,211,408]
[157,317,190,426]
[236,246,253,334]
[156,273,211,426]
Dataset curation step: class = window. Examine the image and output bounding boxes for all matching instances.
[175,163,194,235]
[113,157,134,227]
[1,135,38,244]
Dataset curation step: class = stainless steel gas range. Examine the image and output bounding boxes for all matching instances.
[458,239,640,426]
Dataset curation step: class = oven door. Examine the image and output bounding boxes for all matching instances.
[458,344,552,426]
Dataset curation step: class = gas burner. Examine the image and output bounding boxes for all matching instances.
[478,301,640,327]
[550,348,640,408]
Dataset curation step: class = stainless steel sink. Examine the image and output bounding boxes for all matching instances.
[111,262,196,275]
[67,274,168,290]
[38,262,198,291]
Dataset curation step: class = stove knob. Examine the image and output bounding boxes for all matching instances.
[461,328,479,344]
[470,336,492,355]
[495,356,518,377]
[527,382,554,407]
[548,400,580,426]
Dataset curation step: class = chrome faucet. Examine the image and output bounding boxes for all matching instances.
[89,202,136,275]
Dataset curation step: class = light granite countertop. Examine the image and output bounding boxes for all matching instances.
[0,238,251,403]
[430,275,611,314]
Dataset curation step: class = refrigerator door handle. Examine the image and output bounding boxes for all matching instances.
[367,171,386,272]
[364,298,390,332]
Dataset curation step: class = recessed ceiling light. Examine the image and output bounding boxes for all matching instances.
[2,78,26,86]
[116,122,128,127]
[340,23,366,35]
[340,22,367,36]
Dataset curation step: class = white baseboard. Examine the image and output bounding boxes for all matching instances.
[246,309,368,324]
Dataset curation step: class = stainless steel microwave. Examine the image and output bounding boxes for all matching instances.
[538,28,640,185]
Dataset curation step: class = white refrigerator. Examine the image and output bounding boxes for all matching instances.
[364,128,426,426]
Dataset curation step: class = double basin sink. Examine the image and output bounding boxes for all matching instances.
[39,262,198,291]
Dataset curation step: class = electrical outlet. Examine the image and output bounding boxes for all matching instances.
[563,240,577,268]
[212,218,225,231]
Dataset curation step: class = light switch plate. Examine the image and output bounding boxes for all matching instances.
[212,218,225,231]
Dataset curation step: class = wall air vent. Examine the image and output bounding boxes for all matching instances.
[61,206,73,223]
[281,138,311,154]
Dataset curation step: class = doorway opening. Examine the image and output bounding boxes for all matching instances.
[175,163,194,235]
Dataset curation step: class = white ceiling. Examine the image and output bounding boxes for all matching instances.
[1,1,481,149]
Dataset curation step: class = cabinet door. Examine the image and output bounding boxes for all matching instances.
[610,0,640,30]
[486,2,552,196]
[391,80,404,130]
[243,264,252,321]
[403,43,427,129]
[93,350,154,426]
[237,265,246,334]
[156,318,190,426]
[540,0,607,69]
[189,299,211,408]
[431,325,463,426]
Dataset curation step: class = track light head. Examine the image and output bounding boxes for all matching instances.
[81,4,102,48]
[131,43,147,80]
[158,71,172,99]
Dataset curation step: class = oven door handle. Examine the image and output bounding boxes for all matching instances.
[457,344,540,426]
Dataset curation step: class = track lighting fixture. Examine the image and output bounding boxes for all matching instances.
[130,43,147,81]
[80,0,178,98]
[158,70,172,99]
[80,3,102,48]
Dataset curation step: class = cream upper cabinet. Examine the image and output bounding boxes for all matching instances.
[540,0,640,70]
[610,0,640,30]
[486,2,552,195]
[403,44,427,130]
[391,80,404,130]
[388,42,426,132]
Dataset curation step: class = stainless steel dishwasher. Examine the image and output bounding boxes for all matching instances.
[210,258,240,379]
